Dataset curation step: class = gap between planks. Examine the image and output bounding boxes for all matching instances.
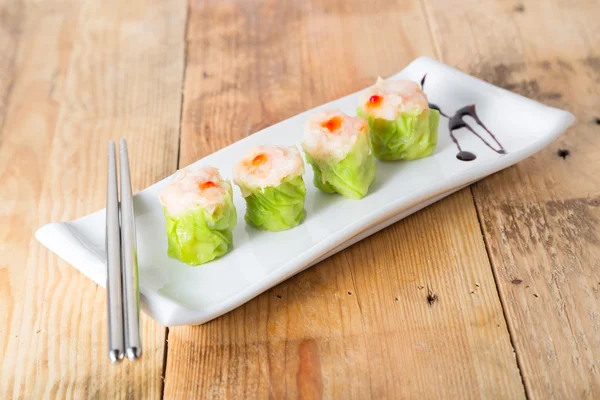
[471,188,531,399]
[161,1,192,397]
[160,327,170,400]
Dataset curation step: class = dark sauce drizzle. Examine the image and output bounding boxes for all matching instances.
[420,74,506,161]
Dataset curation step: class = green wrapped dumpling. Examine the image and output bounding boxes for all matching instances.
[159,166,237,266]
[233,145,306,232]
[302,109,376,199]
[357,77,439,161]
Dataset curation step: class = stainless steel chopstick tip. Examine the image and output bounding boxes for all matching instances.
[109,349,124,363]
[126,347,142,361]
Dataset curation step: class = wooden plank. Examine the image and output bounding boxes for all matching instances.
[164,0,524,397]
[0,1,78,396]
[0,0,186,398]
[0,0,24,388]
[422,0,600,397]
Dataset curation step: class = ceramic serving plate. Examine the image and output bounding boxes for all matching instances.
[36,57,575,326]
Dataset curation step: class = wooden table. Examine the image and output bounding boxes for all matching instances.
[1,0,598,398]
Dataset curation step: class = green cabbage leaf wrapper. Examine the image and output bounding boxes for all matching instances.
[304,133,376,199]
[163,191,237,266]
[357,107,440,161]
[240,175,306,231]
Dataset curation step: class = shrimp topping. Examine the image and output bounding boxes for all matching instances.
[233,145,304,195]
[159,166,231,216]
[302,109,368,164]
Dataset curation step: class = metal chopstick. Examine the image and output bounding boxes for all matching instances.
[106,141,124,363]
[119,139,142,361]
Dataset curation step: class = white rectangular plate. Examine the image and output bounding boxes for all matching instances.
[36,57,574,326]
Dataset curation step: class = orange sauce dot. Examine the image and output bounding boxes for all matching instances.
[252,153,267,167]
[252,153,268,167]
[199,181,217,190]
[368,95,383,107]
[321,116,342,133]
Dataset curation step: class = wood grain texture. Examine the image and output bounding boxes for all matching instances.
[0,0,22,138]
[164,0,524,398]
[0,0,24,388]
[423,0,600,397]
[0,0,186,398]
